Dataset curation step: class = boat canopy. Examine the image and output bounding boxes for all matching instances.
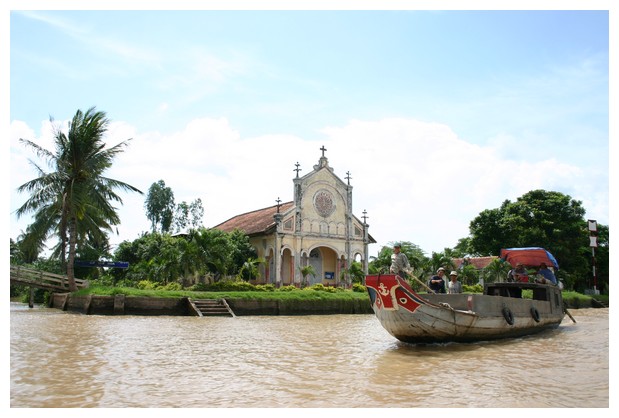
[500,247,559,270]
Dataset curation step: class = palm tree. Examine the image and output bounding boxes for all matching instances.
[482,258,512,284]
[339,261,365,286]
[459,263,480,286]
[238,257,266,281]
[16,107,142,291]
[426,251,456,275]
[299,265,316,287]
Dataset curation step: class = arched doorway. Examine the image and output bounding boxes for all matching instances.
[281,248,294,285]
[309,246,338,285]
[309,248,323,285]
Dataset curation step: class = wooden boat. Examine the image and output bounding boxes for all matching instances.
[365,274,566,344]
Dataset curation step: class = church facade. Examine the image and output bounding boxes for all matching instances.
[215,148,375,286]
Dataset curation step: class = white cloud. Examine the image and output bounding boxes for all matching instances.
[10,116,608,258]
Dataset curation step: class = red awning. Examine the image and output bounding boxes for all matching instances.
[500,247,559,270]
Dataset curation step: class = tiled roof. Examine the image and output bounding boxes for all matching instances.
[214,201,294,236]
[215,201,376,243]
[453,256,498,270]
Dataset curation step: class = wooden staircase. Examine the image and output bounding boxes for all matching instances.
[591,298,608,308]
[188,298,236,317]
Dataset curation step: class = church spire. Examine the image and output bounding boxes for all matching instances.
[314,145,331,170]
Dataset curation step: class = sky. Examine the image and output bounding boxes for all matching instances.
[4,1,615,260]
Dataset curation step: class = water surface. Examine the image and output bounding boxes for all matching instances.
[10,303,608,408]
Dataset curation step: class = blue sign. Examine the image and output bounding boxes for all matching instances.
[75,260,129,268]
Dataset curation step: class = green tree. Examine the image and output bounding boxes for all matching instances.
[238,257,266,281]
[595,223,609,293]
[458,263,480,286]
[16,107,142,291]
[227,229,257,274]
[192,228,234,280]
[340,260,365,285]
[111,228,258,285]
[452,237,476,257]
[481,258,512,284]
[10,238,24,264]
[14,227,45,264]
[425,251,455,277]
[468,206,509,256]
[468,190,589,273]
[121,233,184,285]
[177,230,208,282]
[299,265,316,287]
[174,198,204,232]
[368,241,426,274]
[145,180,175,233]
[110,237,143,284]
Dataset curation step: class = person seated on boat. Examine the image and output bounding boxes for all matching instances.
[429,268,447,293]
[448,271,463,294]
[390,243,411,278]
[535,262,557,285]
[507,263,529,283]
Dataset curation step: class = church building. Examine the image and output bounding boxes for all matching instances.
[215,147,375,286]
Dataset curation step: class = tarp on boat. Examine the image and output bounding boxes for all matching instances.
[500,247,559,270]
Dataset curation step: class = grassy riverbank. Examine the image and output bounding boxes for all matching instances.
[73,284,371,302]
[69,284,608,309]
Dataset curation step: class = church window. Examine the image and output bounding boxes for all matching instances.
[313,189,335,218]
[283,218,294,231]
[320,221,329,235]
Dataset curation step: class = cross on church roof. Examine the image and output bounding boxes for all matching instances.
[320,145,327,157]
[362,209,368,224]
[294,162,302,178]
[345,171,352,185]
[276,197,281,213]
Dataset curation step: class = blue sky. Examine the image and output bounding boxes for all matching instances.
[5,2,614,258]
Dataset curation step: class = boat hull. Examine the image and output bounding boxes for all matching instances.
[366,274,565,344]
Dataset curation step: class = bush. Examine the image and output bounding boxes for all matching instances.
[204,280,256,292]
[352,283,366,293]
[137,280,156,290]
[90,274,116,287]
[255,284,275,292]
[188,282,210,292]
[463,284,483,293]
[277,285,298,292]
[304,283,338,293]
[157,282,183,291]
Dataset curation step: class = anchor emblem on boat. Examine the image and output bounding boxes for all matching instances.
[378,283,390,296]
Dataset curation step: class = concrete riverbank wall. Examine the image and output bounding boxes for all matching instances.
[49,293,374,316]
[48,293,603,316]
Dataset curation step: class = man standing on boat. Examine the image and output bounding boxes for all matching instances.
[448,271,463,294]
[390,243,411,278]
[429,268,447,293]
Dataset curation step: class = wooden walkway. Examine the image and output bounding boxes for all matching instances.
[10,265,88,293]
